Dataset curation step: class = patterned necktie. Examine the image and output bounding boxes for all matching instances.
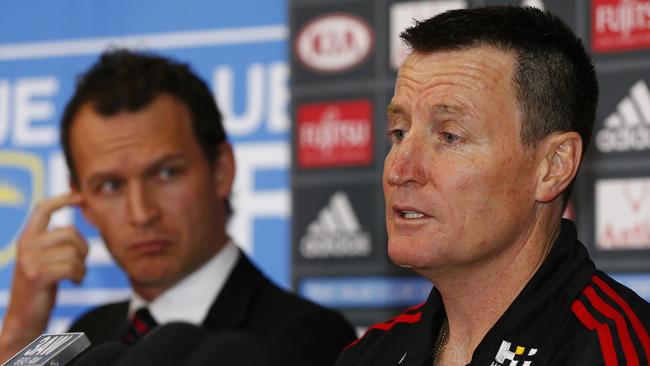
[122,307,158,345]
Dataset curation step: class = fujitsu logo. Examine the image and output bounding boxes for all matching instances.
[300,106,371,155]
[592,0,650,52]
[297,99,373,168]
[595,0,650,38]
[596,80,650,153]
[491,340,538,366]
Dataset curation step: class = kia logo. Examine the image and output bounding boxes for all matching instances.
[295,13,375,73]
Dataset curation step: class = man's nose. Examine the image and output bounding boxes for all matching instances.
[384,135,427,187]
[127,182,160,227]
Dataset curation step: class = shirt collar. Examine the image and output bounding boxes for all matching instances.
[128,241,240,325]
[405,219,595,365]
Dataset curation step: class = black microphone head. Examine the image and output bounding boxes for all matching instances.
[114,322,207,366]
[72,342,129,366]
[183,331,268,366]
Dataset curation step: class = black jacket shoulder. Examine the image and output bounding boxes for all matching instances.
[69,253,356,366]
[68,300,129,345]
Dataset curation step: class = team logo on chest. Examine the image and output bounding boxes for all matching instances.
[490,340,538,366]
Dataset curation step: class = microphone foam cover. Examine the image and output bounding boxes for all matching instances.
[72,342,129,366]
[114,322,207,366]
[183,331,268,366]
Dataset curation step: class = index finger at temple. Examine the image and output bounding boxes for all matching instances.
[23,193,84,234]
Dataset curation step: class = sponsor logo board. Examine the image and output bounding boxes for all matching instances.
[294,184,375,261]
[297,99,373,168]
[295,13,374,74]
[389,1,467,70]
[299,191,371,259]
[596,177,650,250]
[299,277,432,308]
[595,78,650,155]
[592,0,650,53]
[521,0,545,8]
[482,0,545,8]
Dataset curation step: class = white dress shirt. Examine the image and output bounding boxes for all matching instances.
[128,241,240,325]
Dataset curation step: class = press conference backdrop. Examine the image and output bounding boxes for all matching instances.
[0,0,290,332]
[1,0,649,334]
[289,0,650,326]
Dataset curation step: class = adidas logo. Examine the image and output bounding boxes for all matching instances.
[596,79,650,153]
[299,191,372,259]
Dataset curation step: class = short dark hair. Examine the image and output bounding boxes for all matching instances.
[401,6,599,203]
[60,49,231,212]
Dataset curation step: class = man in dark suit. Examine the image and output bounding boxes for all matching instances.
[0,49,356,365]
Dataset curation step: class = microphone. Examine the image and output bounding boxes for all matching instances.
[1,333,90,366]
[113,322,207,366]
[71,342,129,366]
[183,331,268,366]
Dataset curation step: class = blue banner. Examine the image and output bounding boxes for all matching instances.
[0,0,289,332]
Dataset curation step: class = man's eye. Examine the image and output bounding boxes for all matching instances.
[440,132,462,145]
[159,167,179,180]
[388,129,407,143]
[99,180,121,194]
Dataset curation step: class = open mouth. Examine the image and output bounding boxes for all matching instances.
[401,210,424,219]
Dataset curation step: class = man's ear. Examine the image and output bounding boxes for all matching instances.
[70,180,97,226]
[535,131,583,203]
[213,142,236,199]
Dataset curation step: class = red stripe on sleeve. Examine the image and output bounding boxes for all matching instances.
[583,286,639,366]
[572,299,619,366]
[592,275,650,362]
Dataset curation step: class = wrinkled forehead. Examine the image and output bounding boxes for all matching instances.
[70,95,196,174]
[398,45,517,85]
[390,46,525,140]
[393,46,519,113]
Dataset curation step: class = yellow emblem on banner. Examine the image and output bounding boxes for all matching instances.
[0,150,44,267]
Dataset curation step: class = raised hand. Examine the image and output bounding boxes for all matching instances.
[0,193,88,362]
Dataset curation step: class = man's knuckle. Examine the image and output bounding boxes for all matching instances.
[33,201,48,213]
[22,267,41,282]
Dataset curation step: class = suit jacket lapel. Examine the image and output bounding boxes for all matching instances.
[202,252,265,330]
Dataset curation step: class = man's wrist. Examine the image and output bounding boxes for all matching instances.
[0,316,43,354]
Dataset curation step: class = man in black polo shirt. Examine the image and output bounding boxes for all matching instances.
[337,6,650,366]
